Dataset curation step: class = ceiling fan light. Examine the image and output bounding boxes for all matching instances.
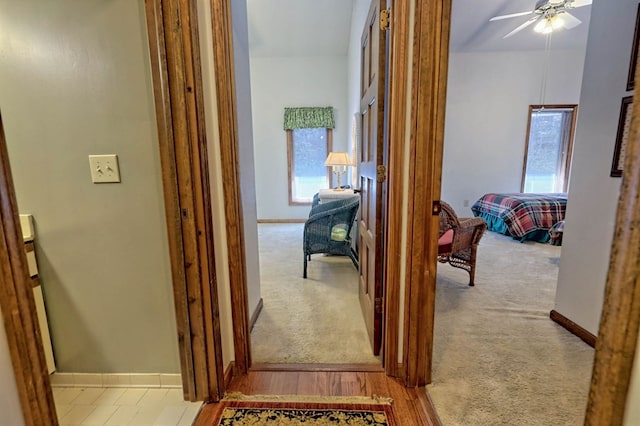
[534,19,548,33]
[551,15,565,29]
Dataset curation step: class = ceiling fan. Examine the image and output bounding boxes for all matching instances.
[490,0,593,38]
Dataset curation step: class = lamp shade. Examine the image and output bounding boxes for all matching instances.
[325,152,352,166]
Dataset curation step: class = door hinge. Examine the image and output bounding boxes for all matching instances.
[380,9,390,31]
[376,165,387,183]
[375,297,383,314]
[432,200,441,216]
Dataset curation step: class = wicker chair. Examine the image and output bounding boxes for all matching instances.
[438,201,487,286]
[303,194,359,278]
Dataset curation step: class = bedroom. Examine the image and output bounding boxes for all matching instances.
[249,0,590,338]
[246,0,634,420]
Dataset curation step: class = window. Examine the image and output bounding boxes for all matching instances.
[287,128,332,204]
[283,106,335,205]
[521,105,577,193]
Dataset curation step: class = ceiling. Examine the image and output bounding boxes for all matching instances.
[247,0,592,56]
[450,0,591,52]
[247,0,354,57]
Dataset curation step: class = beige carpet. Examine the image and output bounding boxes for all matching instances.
[251,223,379,364]
[429,231,595,425]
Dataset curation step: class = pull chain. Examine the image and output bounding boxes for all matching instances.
[539,32,552,110]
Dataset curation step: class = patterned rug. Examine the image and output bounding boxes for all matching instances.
[211,394,396,425]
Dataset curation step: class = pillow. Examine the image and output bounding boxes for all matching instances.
[438,228,454,252]
[331,225,348,241]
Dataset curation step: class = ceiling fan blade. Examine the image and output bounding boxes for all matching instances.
[560,11,582,29]
[490,11,534,22]
[566,0,592,8]
[503,16,540,38]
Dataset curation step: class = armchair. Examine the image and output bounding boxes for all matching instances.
[303,195,359,278]
[438,201,487,286]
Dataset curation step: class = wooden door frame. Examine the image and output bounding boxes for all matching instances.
[144,0,224,401]
[4,0,640,423]
[219,0,451,385]
[0,113,57,424]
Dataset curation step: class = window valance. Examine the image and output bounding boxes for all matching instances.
[283,107,335,130]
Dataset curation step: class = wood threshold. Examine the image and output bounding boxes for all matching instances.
[257,219,307,224]
[250,363,384,372]
[193,371,436,425]
[550,309,596,348]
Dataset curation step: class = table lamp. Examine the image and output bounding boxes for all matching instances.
[325,152,352,191]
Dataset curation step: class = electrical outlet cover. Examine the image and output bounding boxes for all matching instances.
[88,154,121,183]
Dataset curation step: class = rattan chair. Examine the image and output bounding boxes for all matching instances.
[303,194,359,278]
[438,201,487,286]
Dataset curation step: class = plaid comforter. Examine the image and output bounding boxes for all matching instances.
[471,193,567,240]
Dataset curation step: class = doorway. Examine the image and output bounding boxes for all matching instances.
[236,0,387,367]
[1,1,639,424]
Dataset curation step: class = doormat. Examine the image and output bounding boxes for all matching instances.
[210,393,396,425]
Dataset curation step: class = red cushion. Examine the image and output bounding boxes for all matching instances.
[438,229,454,253]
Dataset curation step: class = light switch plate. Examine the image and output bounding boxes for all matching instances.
[88,154,120,183]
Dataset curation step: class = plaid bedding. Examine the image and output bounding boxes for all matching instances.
[471,193,567,241]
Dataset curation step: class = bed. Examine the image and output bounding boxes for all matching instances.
[471,193,567,244]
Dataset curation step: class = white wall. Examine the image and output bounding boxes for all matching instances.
[555,0,636,335]
[0,0,179,373]
[0,307,25,426]
[347,0,372,188]
[232,0,262,328]
[250,56,349,220]
[442,49,586,215]
[347,0,370,118]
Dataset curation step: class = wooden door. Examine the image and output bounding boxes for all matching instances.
[358,0,387,356]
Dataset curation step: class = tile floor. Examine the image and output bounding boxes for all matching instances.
[53,387,201,426]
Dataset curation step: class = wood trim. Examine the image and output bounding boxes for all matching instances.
[414,387,442,426]
[249,298,263,332]
[286,130,295,205]
[210,0,252,376]
[584,81,640,424]
[257,219,307,224]
[224,361,235,390]
[520,104,578,192]
[549,310,596,348]
[287,128,333,205]
[144,0,224,401]
[250,363,385,372]
[383,0,410,379]
[0,114,58,425]
[403,0,451,387]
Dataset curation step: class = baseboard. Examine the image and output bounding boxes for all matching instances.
[49,372,182,388]
[550,309,596,347]
[224,361,235,389]
[257,219,306,223]
[415,388,442,426]
[250,298,264,332]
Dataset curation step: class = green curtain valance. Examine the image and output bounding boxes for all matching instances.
[283,107,335,130]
